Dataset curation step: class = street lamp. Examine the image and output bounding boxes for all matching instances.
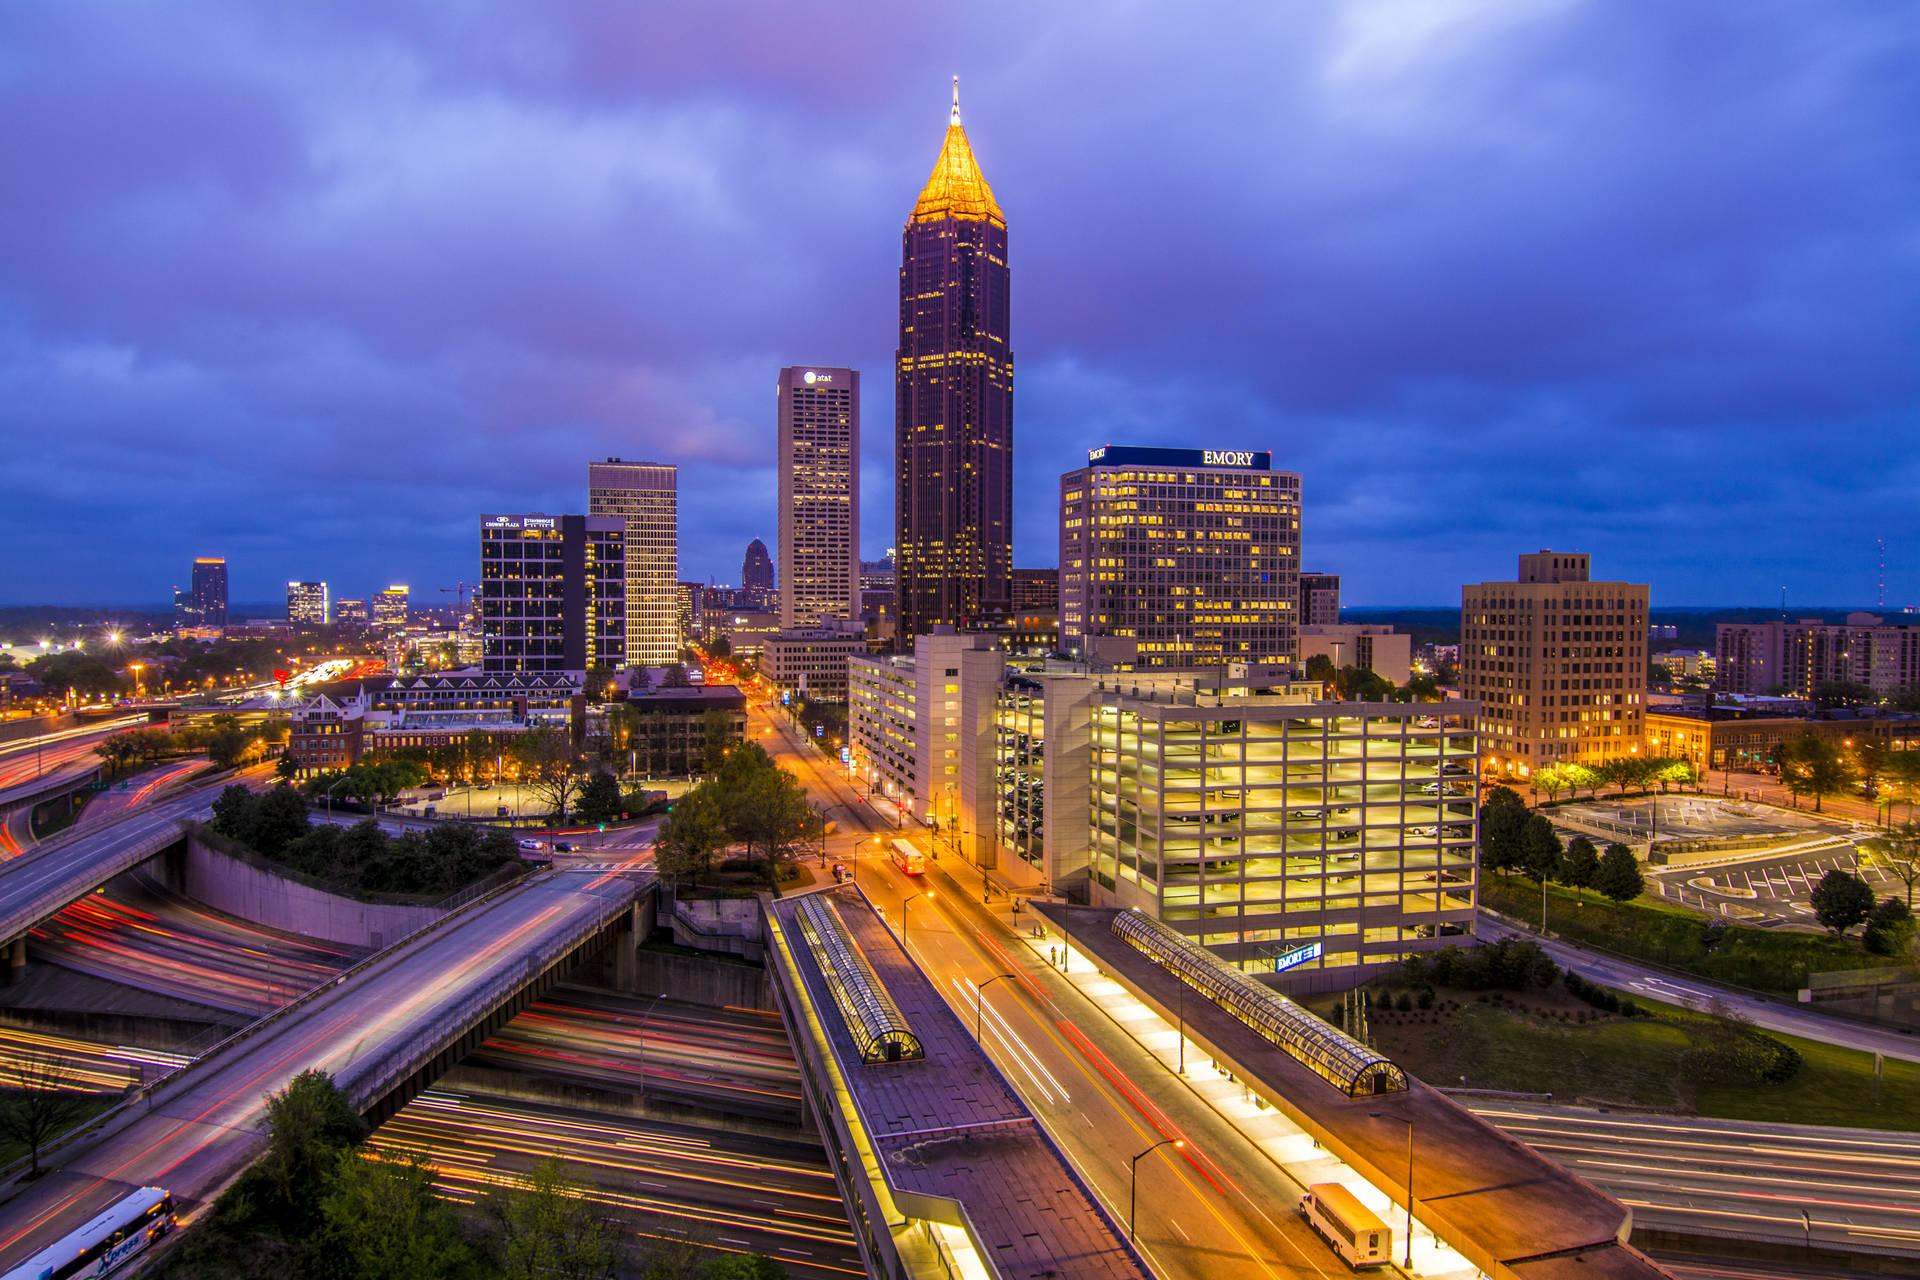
[1369,1111,1416,1270]
[325,775,351,817]
[902,890,934,944]
[975,973,1015,1042]
[1129,1138,1184,1240]
[636,992,668,1098]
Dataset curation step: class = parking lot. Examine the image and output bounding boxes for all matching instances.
[1647,844,1910,925]
[1556,794,1823,843]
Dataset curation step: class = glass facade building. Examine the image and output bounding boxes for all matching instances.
[479,513,625,675]
[588,459,679,667]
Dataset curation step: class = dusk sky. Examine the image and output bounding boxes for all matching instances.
[2,3,1914,610]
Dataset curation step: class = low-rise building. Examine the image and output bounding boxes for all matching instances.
[757,622,867,701]
[1645,706,1920,774]
[708,609,782,662]
[1300,624,1411,685]
[287,670,584,775]
[618,684,747,777]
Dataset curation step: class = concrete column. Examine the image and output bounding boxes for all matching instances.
[6,937,25,985]
[615,913,639,992]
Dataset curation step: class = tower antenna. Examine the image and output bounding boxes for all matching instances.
[951,76,961,126]
[1878,537,1887,610]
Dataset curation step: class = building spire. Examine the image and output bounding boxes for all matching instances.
[951,75,961,126]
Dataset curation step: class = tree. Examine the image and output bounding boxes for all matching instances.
[654,783,729,885]
[1594,843,1644,903]
[251,784,313,858]
[1399,674,1441,702]
[1560,836,1601,896]
[1887,751,1920,822]
[1865,896,1916,957]
[1866,823,1920,908]
[1521,814,1562,883]
[515,726,585,822]
[575,771,625,826]
[259,1069,366,1228]
[722,748,813,891]
[1781,735,1854,813]
[1810,869,1876,935]
[317,1150,473,1280]
[1648,662,1674,685]
[699,707,739,776]
[1655,758,1697,793]
[485,1157,624,1280]
[1304,653,1336,684]
[1478,788,1528,877]
[0,1047,95,1175]
[1812,680,1876,709]
[1533,766,1567,803]
[1560,762,1601,799]
[276,750,300,781]
[710,634,732,659]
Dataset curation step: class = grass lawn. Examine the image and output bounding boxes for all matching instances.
[1355,984,1920,1130]
[1479,876,1904,993]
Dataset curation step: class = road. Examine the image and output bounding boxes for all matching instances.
[752,704,1418,1280]
[1469,1101,1920,1258]
[0,864,644,1274]
[1477,915,1920,1063]
[0,719,144,805]
[371,1090,863,1279]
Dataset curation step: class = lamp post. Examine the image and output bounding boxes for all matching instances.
[1370,1111,1416,1270]
[902,890,933,944]
[325,775,350,818]
[1129,1138,1184,1240]
[636,992,667,1098]
[975,973,1014,1042]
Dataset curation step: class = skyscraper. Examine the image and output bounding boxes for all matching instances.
[373,586,410,631]
[742,538,776,611]
[1059,446,1301,667]
[479,514,625,675]
[175,557,229,629]
[777,366,859,627]
[287,581,329,627]
[588,459,678,666]
[895,80,1013,639]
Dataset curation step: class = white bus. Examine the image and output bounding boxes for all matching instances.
[889,838,926,876]
[3,1187,176,1280]
[1299,1182,1390,1270]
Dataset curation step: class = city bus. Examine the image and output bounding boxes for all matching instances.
[1299,1182,1390,1270]
[889,838,926,876]
[3,1186,176,1280]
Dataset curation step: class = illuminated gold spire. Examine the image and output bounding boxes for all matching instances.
[912,77,1003,226]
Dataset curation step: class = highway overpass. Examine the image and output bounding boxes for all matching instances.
[0,864,648,1274]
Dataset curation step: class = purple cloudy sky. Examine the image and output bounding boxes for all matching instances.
[2,2,1914,609]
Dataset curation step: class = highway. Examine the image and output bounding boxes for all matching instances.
[0,718,143,805]
[1477,914,1920,1063]
[751,704,1410,1280]
[0,1024,186,1093]
[1470,1101,1920,1259]
[370,1090,863,1279]
[0,863,645,1275]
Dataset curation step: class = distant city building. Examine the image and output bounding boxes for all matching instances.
[706,609,782,662]
[287,581,329,628]
[588,458,679,667]
[741,538,776,612]
[373,586,410,631]
[1300,624,1412,685]
[332,598,370,628]
[676,581,705,643]
[1646,705,1920,776]
[1648,623,1680,642]
[1461,550,1649,779]
[860,553,896,591]
[1300,572,1342,627]
[1011,568,1058,613]
[1059,445,1301,668]
[1715,615,1920,698]
[1651,649,1714,680]
[848,635,1480,982]
[756,620,867,702]
[479,514,625,675]
[896,82,1013,638]
[778,366,860,628]
[174,557,228,629]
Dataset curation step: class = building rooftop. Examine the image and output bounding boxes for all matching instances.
[769,886,1147,1280]
[913,80,1004,226]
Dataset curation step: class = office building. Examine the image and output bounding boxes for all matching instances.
[1059,445,1302,668]
[479,513,625,675]
[1300,624,1412,685]
[706,609,782,662]
[333,598,369,628]
[373,586,410,631]
[676,581,706,644]
[757,620,867,701]
[1645,706,1920,777]
[588,458,679,666]
[287,582,329,628]
[1301,573,1342,627]
[849,638,1479,984]
[174,557,229,629]
[742,538,776,611]
[896,82,1013,638]
[1715,616,1920,699]
[621,683,748,777]
[1461,551,1649,779]
[1012,568,1058,613]
[778,366,860,628]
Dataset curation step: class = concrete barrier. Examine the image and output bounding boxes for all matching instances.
[179,832,442,948]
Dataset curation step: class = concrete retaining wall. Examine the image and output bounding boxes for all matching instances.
[667,894,766,961]
[178,833,443,948]
[627,948,772,1011]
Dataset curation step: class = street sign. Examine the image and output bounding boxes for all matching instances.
[840,747,851,763]
[1273,941,1322,972]
[814,725,823,737]
[87,781,110,792]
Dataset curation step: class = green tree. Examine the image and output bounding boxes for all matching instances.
[1812,680,1876,709]
[1810,869,1876,935]
[515,726,585,822]
[1782,735,1854,813]
[276,750,300,781]
[1521,814,1562,883]
[1533,766,1567,803]
[700,707,739,776]
[258,1069,366,1228]
[1594,843,1644,903]
[1303,653,1336,684]
[317,1150,474,1280]
[251,784,313,858]
[1560,835,1601,896]
[1478,787,1528,877]
[710,634,732,659]
[210,784,257,844]
[575,771,625,826]
[1560,762,1601,799]
[721,746,813,890]
[1865,896,1915,957]
[485,1157,624,1280]
[655,783,729,885]
[1886,751,1920,822]
[0,1047,94,1175]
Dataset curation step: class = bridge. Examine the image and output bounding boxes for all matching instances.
[0,864,648,1274]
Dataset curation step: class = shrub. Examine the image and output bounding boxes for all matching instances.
[1395,992,1413,1012]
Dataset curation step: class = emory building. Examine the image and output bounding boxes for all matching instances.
[778,366,859,627]
[1060,445,1301,668]
[1461,551,1649,780]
